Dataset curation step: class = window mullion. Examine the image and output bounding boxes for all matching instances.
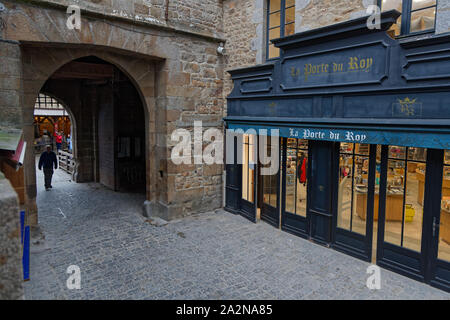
[401,0,412,35]
[280,0,286,37]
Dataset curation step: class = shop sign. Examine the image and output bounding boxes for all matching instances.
[291,128,367,143]
[227,123,450,150]
[281,41,388,90]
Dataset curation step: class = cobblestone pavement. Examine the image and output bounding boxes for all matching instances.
[24,168,450,300]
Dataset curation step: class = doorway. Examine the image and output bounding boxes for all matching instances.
[260,136,281,228]
[280,138,310,238]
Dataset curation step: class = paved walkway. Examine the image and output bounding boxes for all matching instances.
[24,167,450,300]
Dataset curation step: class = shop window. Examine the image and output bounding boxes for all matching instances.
[267,0,296,60]
[384,146,427,252]
[285,138,308,217]
[262,137,279,208]
[380,0,436,36]
[439,150,450,262]
[337,143,370,235]
[242,134,256,203]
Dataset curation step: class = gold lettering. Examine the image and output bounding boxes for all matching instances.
[366,57,373,70]
[304,64,311,81]
[360,59,366,69]
[349,57,359,70]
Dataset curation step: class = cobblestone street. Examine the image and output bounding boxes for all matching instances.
[23,168,450,300]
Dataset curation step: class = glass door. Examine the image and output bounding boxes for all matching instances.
[260,136,281,227]
[376,145,429,282]
[240,134,257,222]
[332,143,376,262]
[429,149,450,292]
[281,138,310,238]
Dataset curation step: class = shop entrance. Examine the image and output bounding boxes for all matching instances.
[279,139,335,244]
[260,136,281,228]
[281,138,310,238]
[332,143,377,262]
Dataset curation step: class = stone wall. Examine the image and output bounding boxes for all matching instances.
[0,40,22,129]
[0,173,23,300]
[222,0,265,115]
[436,0,450,34]
[296,0,376,32]
[11,0,224,37]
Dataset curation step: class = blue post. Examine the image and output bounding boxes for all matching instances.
[23,225,30,281]
[20,211,25,245]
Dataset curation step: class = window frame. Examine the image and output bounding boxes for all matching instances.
[378,0,437,37]
[266,0,295,61]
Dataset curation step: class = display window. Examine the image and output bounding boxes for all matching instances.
[383,146,427,252]
[438,150,450,262]
[284,138,308,217]
[262,137,279,208]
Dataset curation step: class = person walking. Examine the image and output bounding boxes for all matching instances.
[38,145,58,191]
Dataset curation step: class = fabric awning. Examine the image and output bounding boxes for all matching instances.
[9,140,26,166]
[226,121,450,150]
[0,128,26,167]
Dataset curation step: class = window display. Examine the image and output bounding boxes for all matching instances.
[285,138,308,217]
[263,137,279,208]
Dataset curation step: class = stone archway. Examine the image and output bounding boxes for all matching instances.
[20,44,163,225]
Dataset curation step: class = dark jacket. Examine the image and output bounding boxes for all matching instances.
[39,151,58,170]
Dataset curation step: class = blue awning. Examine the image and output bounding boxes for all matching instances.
[226,121,450,150]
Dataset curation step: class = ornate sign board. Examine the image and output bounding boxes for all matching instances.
[281,41,389,90]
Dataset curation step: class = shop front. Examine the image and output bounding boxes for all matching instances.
[224,10,450,292]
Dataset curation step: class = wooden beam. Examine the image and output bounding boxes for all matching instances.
[50,61,115,80]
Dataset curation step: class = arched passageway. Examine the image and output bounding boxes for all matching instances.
[34,56,147,194]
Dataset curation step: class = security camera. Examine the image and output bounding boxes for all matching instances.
[217,42,226,55]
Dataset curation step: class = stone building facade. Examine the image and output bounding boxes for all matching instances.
[1,0,450,226]
[0,0,227,224]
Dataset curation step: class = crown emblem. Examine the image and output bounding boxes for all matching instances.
[398,97,417,105]
[398,97,418,116]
